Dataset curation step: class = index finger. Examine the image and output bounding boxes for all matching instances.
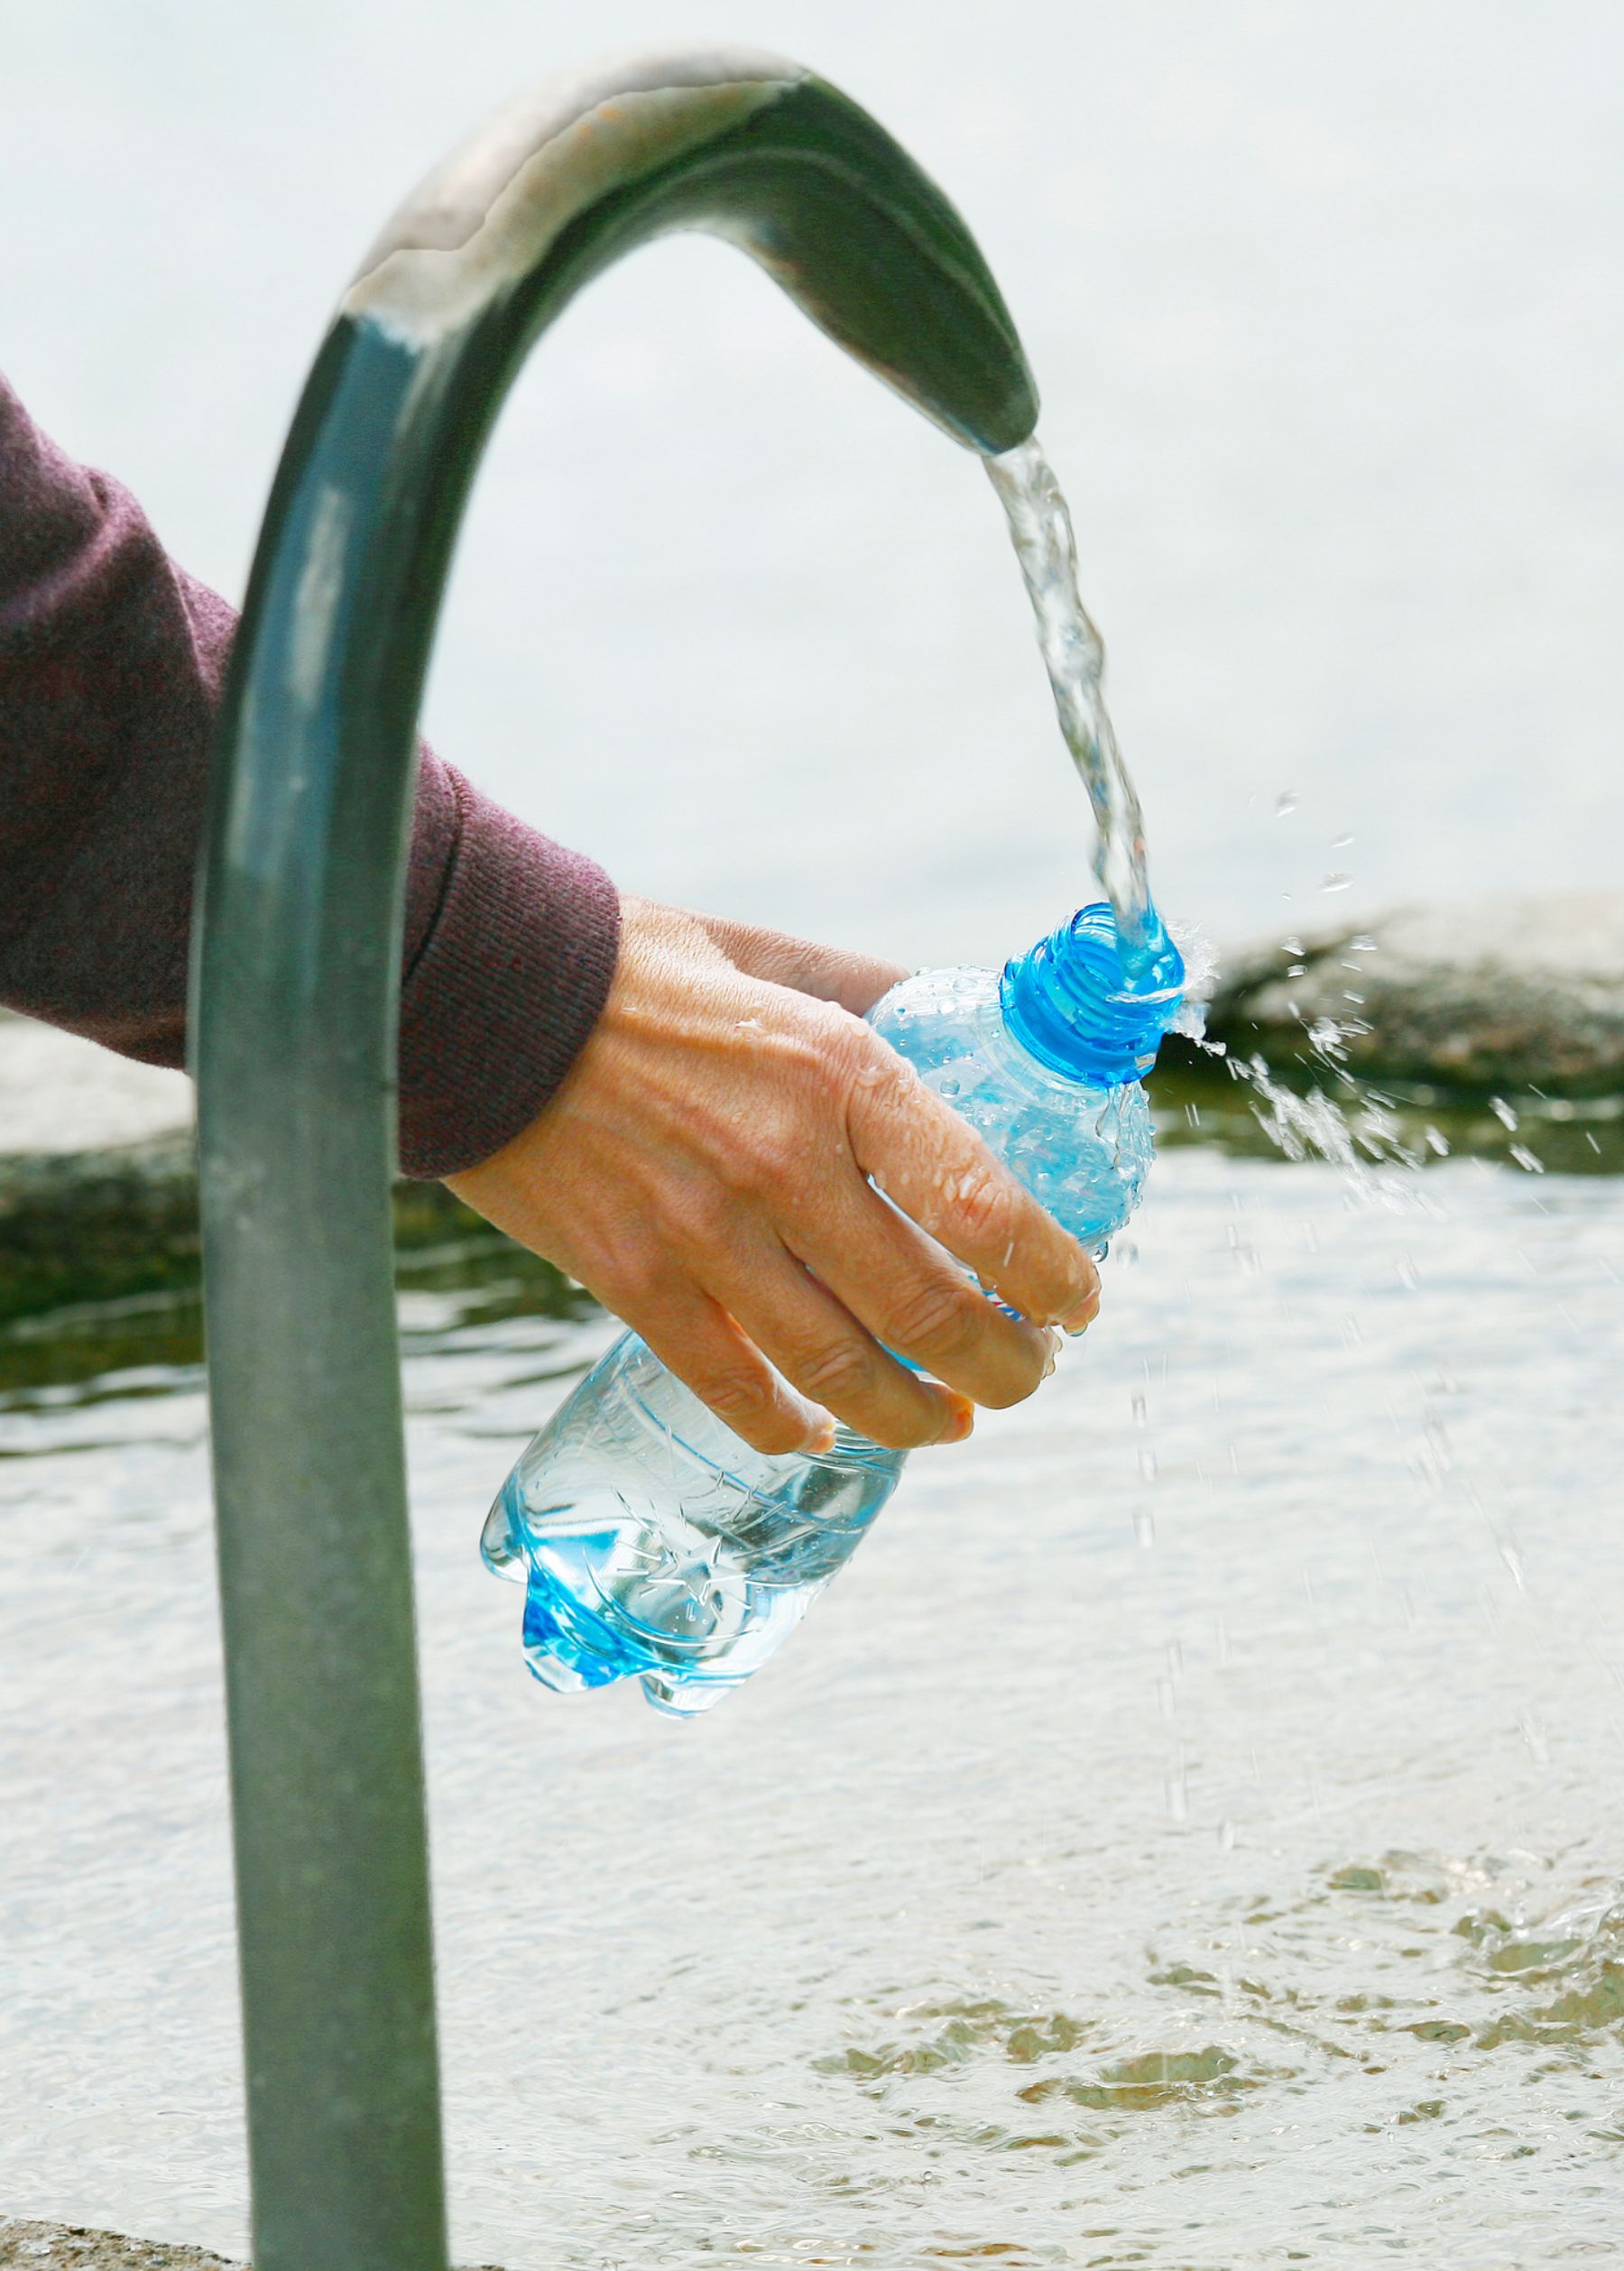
[844,1039,1102,1330]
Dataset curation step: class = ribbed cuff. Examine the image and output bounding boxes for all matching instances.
[396,764,621,1179]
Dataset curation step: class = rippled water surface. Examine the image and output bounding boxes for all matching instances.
[4,1152,1622,2267]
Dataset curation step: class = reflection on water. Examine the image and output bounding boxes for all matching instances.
[3,1151,1622,2266]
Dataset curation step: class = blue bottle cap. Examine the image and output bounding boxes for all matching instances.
[1000,903,1186,1087]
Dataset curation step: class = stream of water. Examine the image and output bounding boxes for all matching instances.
[986,438,1160,974]
[985,434,1476,1213]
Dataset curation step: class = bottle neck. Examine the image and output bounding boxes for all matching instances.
[1000,903,1185,1088]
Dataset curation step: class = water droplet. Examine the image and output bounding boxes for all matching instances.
[1134,1508,1157,1548]
[1490,1096,1518,1130]
[1275,790,1298,817]
[1518,1715,1550,1769]
[1321,872,1353,893]
[1509,1143,1545,1175]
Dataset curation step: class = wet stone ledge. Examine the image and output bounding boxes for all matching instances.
[0,1014,492,1325]
[0,1128,492,1326]
[1200,891,1624,1096]
[5,893,1623,1327]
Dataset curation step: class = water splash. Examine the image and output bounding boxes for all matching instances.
[1227,1044,1437,1214]
[983,441,1502,1216]
[986,436,1159,972]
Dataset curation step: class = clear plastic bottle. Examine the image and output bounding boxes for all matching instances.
[481,902,1185,1715]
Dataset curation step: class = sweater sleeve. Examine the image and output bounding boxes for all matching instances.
[0,372,621,1179]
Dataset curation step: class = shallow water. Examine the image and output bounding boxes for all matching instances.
[3,1151,1621,2267]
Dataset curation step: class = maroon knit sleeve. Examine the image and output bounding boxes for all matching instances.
[0,372,620,1177]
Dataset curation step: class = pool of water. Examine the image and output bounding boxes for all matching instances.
[3,1149,1620,2267]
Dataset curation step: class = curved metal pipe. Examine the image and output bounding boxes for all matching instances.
[191,49,1037,2271]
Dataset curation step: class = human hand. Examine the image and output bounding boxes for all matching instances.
[447,897,1102,1454]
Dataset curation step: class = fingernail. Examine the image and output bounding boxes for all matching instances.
[937,1393,975,1445]
[1060,1292,1100,1335]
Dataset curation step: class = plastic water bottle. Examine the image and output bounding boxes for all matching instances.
[481,902,1186,1715]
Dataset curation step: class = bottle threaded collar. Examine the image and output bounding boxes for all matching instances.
[1000,903,1186,1087]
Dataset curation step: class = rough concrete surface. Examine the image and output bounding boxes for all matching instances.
[0,2224,237,2269]
[0,2225,503,2270]
[1206,891,1624,1093]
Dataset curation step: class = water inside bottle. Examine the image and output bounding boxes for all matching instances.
[485,1334,906,1715]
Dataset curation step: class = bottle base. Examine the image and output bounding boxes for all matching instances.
[518,1540,806,1717]
[485,1334,905,1716]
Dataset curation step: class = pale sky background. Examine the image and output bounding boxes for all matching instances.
[4,0,1620,970]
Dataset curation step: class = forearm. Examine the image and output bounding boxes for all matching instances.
[0,372,619,1175]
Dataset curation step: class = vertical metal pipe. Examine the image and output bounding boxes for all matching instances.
[191,50,1036,2271]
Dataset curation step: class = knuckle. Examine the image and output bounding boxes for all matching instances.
[600,1239,665,1316]
[745,1105,807,1195]
[666,1177,744,1252]
[843,1029,920,1122]
[886,1276,982,1366]
[692,1362,771,1427]
[814,999,875,1066]
[951,1154,1015,1245]
[794,1337,879,1413]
